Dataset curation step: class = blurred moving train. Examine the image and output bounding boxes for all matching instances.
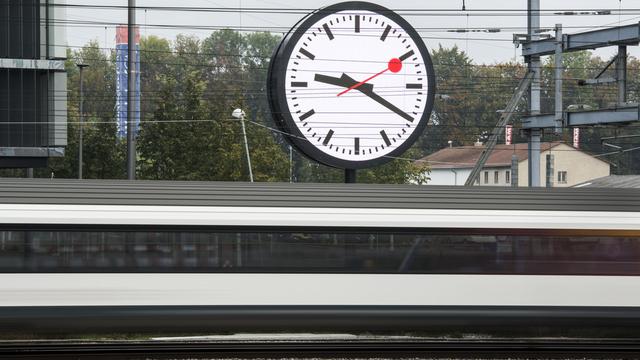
[0,179,639,334]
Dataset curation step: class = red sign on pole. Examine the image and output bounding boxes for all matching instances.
[573,127,580,148]
[116,25,140,45]
[505,125,513,145]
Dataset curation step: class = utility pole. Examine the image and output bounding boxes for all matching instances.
[127,0,136,180]
[77,63,89,179]
[554,24,563,134]
[527,0,541,187]
[545,154,554,188]
[617,45,627,104]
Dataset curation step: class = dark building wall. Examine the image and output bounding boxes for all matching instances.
[0,69,49,148]
[0,0,41,59]
[0,1,66,168]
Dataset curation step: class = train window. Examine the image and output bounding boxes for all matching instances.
[0,228,638,275]
[0,230,24,269]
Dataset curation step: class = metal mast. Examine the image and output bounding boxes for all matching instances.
[127,0,136,180]
[77,63,89,179]
[464,71,533,186]
[527,0,541,187]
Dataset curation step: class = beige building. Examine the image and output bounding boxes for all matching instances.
[420,142,610,187]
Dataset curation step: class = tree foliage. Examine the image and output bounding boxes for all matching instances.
[39,41,125,179]
[137,31,289,181]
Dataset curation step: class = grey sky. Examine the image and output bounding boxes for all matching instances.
[64,0,640,64]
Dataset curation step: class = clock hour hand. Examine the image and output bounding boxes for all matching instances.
[314,73,373,93]
[314,73,350,87]
[338,73,373,93]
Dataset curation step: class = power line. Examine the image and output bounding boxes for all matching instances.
[12,17,640,44]
[12,14,640,34]
[31,3,640,14]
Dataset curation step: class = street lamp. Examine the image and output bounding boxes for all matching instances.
[232,108,253,182]
[76,63,89,179]
[289,145,293,183]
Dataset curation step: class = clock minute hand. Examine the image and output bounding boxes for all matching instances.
[359,87,414,122]
[315,73,412,122]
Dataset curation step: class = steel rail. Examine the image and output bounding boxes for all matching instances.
[2,339,640,359]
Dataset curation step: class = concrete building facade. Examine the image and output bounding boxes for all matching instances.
[0,1,67,168]
[420,142,610,187]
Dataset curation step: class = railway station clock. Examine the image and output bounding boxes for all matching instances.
[268,1,436,169]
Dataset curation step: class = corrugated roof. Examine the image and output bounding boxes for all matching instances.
[420,142,562,169]
[574,175,640,189]
[0,178,637,212]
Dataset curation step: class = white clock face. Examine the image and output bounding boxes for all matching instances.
[269,2,435,169]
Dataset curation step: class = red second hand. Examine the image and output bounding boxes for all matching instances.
[337,58,402,97]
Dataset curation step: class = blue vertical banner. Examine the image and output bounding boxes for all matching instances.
[115,26,140,138]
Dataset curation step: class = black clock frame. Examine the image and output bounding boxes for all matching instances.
[267,1,436,169]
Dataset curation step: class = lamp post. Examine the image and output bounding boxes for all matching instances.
[77,63,89,179]
[289,145,293,183]
[232,109,253,182]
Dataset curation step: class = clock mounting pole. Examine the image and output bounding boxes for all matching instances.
[345,169,357,184]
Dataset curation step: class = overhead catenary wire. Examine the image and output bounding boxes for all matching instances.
[22,3,640,18]
[11,14,640,43]
[12,14,640,35]
[46,45,640,72]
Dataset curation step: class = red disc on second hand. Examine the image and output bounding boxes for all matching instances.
[388,58,402,73]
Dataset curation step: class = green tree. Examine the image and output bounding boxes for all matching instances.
[139,35,173,119]
[42,41,124,179]
[138,70,211,180]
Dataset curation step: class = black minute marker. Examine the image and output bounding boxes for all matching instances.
[299,48,315,60]
[380,25,391,41]
[322,23,334,40]
[380,130,391,147]
[322,130,334,146]
[399,50,414,61]
[299,109,315,121]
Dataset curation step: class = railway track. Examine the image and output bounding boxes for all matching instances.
[2,338,640,359]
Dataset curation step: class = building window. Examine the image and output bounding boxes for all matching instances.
[558,171,567,184]
[494,171,499,184]
[506,171,511,184]
[484,171,489,184]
